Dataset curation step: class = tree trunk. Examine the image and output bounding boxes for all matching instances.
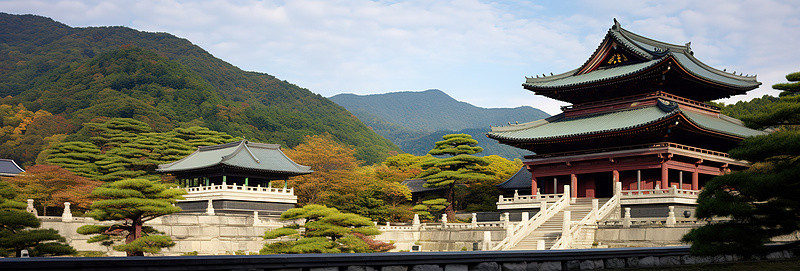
[445,184,456,220]
[125,218,145,257]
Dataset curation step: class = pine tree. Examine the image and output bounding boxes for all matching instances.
[261,204,392,254]
[417,134,493,218]
[0,182,75,257]
[683,71,800,255]
[77,179,186,256]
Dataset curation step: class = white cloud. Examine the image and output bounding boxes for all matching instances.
[0,0,798,114]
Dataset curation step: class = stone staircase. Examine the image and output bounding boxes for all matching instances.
[510,198,609,250]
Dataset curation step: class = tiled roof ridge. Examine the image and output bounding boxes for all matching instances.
[489,109,682,142]
[490,102,678,135]
[524,58,665,88]
[198,141,242,151]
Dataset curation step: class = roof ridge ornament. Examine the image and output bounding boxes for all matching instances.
[613,18,620,30]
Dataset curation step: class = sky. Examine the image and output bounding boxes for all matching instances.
[2,0,798,114]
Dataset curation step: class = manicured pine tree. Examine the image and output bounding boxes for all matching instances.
[44,141,104,179]
[683,71,800,255]
[262,204,392,254]
[0,182,75,257]
[417,134,493,219]
[77,179,186,256]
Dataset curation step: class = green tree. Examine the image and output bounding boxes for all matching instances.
[261,204,393,254]
[77,179,186,256]
[412,198,449,221]
[0,182,75,257]
[418,134,493,218]
[683,71,800,255]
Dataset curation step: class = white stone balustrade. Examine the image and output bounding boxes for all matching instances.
[619,185,700,205]
[182,183,297,204]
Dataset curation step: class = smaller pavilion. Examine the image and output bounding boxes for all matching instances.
[158,140,312,215]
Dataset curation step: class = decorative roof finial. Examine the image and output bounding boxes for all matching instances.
[613,18,620,29]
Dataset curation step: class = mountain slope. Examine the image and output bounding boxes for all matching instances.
[0,13,399,164]
[330,90,548,158]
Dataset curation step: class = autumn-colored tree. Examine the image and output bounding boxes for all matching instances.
[285,134,413,221]
[77,179,186,256]
[261,205,392,254]
[3,165,101,216]
[0,104,77,167]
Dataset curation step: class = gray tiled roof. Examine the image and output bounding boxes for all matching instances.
[524,20,760,91]
[157,141,312,175]
[488,100,766,142]
[0,159,24,176]
[496,167,531,190]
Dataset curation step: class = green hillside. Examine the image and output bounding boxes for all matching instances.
[329,89,547,158]
[0,13,399,164]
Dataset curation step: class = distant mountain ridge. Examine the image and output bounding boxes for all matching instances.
[330,89,549,158]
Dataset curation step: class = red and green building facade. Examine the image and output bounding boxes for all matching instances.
[490,20,765,216]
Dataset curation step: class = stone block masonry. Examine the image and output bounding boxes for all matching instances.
[1,246,796,271]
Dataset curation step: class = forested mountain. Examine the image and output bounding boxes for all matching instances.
[330,89,548,158]
[0,13,399,164]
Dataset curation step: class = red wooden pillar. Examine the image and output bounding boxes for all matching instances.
[612,169,619,183]
[661,163,669,189]
[570,173,577,198]
[531,176,538,195]
[692,166,699,190]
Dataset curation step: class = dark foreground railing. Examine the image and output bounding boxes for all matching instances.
[0,246,795,271]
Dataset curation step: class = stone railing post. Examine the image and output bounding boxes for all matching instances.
[504,212,513,236]
[206,199,215,215]
[514,189,519,200]
[670,185,678,195]
[592,199,599,221]
[498,195,504,203]
[482,231,491,251]
[441,214,448,229]
[537,240,545,250]
[540,201,548,216]
[26,199,37,216]
[667,206,676,227]
[412,213,421,230]
[562,211,572,247]
[253,211,262,226]
[563,185,571,203]
[471,213,478,228]
[623,207,631,228]
[61,202,73,222]
[521,212,529,222]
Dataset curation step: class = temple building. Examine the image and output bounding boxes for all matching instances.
[157,140,312,216]
[490,19,765,217]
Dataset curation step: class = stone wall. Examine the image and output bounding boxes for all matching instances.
[595,226,691,248]
[3,247,797,271]
[39,213,286,256]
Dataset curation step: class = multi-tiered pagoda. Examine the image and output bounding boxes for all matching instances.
[490,20,765,217]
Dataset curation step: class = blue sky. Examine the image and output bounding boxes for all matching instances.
[2,0,798,114]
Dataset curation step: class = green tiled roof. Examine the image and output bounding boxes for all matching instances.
[157,141,312,175]
[524,59,663,89]
[488,100,766,142]
[524,20,760,91]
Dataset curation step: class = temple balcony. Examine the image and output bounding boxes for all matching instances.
[180,183,297,204]
[619,185,699,205]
